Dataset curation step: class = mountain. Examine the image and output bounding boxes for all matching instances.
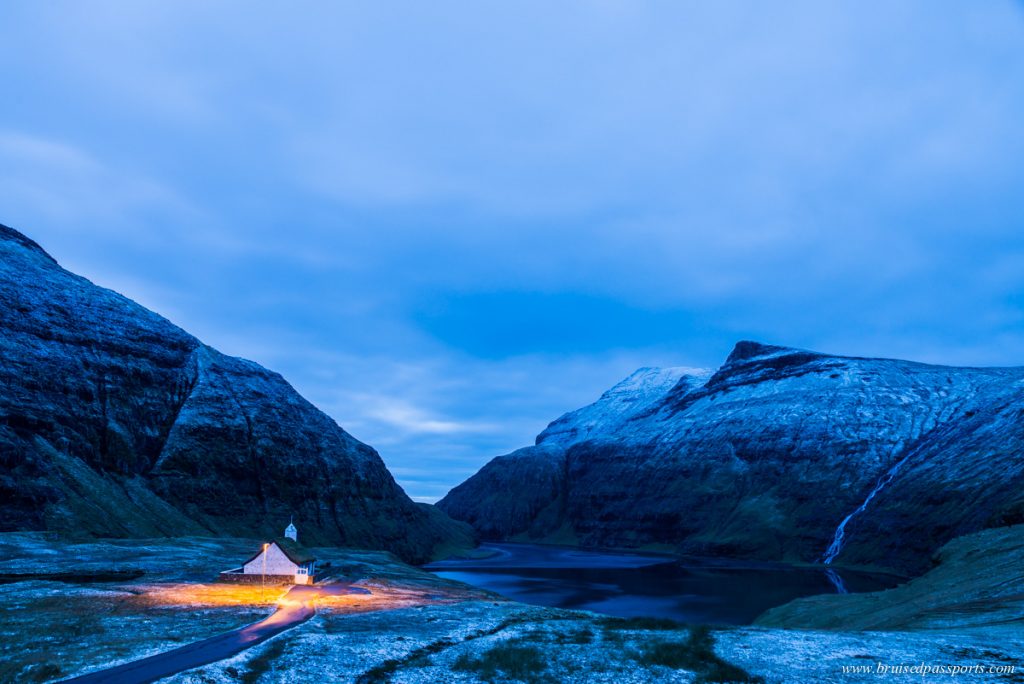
[438,341,1024,574]
[0,224,471,563]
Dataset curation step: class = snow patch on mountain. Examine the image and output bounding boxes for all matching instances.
[440,340,1024,575]
[537,366,712,447]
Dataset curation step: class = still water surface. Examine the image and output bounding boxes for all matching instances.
[426,542,900,625]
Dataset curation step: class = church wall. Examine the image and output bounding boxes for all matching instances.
[242,543,299,575]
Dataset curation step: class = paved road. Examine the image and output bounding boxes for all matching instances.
[61,583,369,684]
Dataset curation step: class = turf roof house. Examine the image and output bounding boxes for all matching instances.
[228,519,318,585]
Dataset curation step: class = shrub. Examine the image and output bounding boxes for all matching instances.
[560,627,594,644]
[453,641,548,682]
[637,625,763,684]
[600,616,685,631]
[21,663,64,683]
[240,637,289,684]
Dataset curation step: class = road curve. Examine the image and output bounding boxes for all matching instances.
[61,583,368,684]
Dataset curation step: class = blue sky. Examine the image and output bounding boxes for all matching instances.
[2,2,1024,501]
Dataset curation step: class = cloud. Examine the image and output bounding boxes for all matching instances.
[276,2,1024,219]
[0,132,194,228]
[2,1,1023,501]
[362,397,496,436]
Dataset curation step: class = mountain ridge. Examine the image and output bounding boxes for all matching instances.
[439,341,1024,574]
[0,223,472,563]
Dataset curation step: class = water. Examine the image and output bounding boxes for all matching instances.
[426,543,900,625]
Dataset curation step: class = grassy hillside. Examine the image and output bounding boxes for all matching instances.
[756,524,1024,631]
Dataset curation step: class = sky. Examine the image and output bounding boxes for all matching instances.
[2,2,1024,502]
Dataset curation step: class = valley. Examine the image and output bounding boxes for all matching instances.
[1,224,1021,682]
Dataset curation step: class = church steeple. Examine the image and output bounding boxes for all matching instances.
[284,516,297,541]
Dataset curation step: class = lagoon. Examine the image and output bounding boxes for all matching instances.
[426,542,899,625]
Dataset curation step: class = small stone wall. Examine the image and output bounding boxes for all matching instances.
[217,571,302,586]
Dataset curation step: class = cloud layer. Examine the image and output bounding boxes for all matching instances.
[2,1,1023,500]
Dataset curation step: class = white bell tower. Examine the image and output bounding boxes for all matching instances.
[284,516,298,541]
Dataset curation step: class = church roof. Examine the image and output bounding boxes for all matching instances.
[275,537,316,564]
[243,537,317,566]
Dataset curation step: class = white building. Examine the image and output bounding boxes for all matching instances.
[238,521,317,585]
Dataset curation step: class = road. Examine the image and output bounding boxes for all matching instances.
[61,583,369,684]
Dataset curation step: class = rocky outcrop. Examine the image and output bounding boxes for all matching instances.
[439,342,1024,574]
[0,223,471,563]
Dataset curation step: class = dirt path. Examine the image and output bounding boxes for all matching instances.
[61,583,369,684]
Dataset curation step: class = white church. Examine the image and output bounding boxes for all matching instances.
[222,519,318,585]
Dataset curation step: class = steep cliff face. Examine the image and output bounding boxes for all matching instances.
[0,224,471,563]
[439,342,1024,574]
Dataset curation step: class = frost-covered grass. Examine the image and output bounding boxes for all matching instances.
[0,580,267,682]
[717,626,1024,684]
[0,532,475,586]
[4,533,1023,683]
[167,599,1024,684]
[0,534,487,682]
[0,533,259,581]
[168,602,760,684]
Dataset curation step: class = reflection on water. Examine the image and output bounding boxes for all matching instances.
[426,543,900,625]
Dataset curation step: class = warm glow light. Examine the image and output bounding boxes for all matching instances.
[126,579,475,616]
[132,583,289,608]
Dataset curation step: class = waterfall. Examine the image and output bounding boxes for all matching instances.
[824,568,849,594]
[822,452,915,565]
